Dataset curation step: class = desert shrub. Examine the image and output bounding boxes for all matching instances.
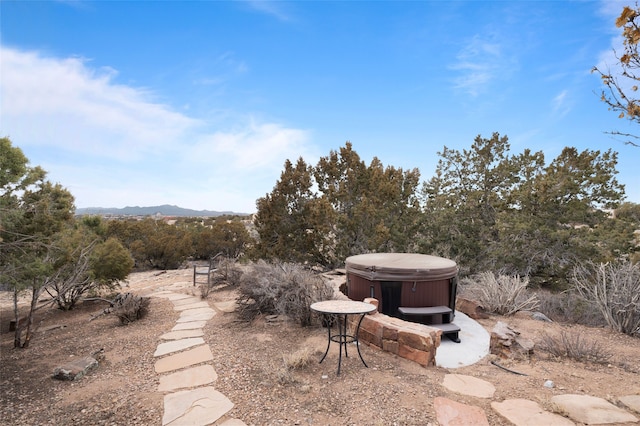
[277,347,315,384]
[90,292,150,324]
[216,257,243,286]
[198,257,244,299]
[111,293,150,324]
[571,260,640,337]
[236,260,333,326]
[460,271,539,315]
[538,330,611,364]
[536,290,606,327]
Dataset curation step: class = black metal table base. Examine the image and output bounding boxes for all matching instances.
[319,313,368,375]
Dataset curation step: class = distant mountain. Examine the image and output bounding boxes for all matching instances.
[75,204,249,217]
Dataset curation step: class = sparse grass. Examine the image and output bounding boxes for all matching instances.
[277,347,316,384]
[536,289,606,327]
[538,330,612,364]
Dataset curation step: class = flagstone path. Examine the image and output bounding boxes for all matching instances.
[139,271,639,425]
[439,372,639,425]
[152,290,246,426]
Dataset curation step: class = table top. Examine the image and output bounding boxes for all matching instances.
[311,300,377,315]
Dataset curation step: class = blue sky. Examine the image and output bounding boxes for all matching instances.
[1,1,638,213]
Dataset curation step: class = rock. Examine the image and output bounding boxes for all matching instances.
[492,399,575,425]
[53,356,98,381]
[544,380,555,388]
[551,394,639,424]
[490,321,534,359]
[162,386,233,426]
[158,364,217,392]
[456,297,489,319]
[442,374,496,398]
[434,397,489,425]
[531,311,553,322]
[619,395,640,414]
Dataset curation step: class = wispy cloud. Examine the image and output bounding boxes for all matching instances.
[551,89,571,118]
[242,0,292,22]
[450,34,507,97]
[0,46,312,212]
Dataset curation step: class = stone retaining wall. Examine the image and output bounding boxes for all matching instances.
[351,298,442,367]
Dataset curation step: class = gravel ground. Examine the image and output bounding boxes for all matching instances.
[2,269,639,426]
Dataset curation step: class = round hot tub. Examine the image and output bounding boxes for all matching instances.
[345,253,458,318]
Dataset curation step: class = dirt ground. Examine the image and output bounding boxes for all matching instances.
[1,268,639,426]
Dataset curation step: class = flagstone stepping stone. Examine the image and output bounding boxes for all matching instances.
[172,320,207,331]
[160,329,204,340]
[171,297,203,307]
[162,386,233,426]
[442,374,496,398]
[551,394,638,424]
[491,399,575,426]
[158,364,218,392]
[155,345,214,373]
[154,337,205,357]
[434,396,489,425]
[173,301,210,311]
[620,395,640,414]
[177,308,216,323]
[158,293,193,301]
[214,300,238,313]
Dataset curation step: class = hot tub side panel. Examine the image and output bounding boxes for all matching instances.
[400,279,451,308]
[347,273,380,302]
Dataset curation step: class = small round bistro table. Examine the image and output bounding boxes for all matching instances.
[310,300,376,375]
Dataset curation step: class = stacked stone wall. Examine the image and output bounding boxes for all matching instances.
[350,298,442,367]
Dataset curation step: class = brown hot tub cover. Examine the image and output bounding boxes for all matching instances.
[345,253,457,281]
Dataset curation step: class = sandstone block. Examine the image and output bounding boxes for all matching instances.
[456,297,489,319]
[551,394,638,424]
[442,374,496,398]
[398,330,433,352]
[490,321,534,359]
[434,397,490,425]
[382,339,398,354]
[398,344,430,367]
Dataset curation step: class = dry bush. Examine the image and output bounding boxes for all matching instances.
[199,257,244,299]
[216,257,243,286]
[236,260,334,326]
[277,347,315,385]
[112,293,150,324]
[460,271,539,315]
[538,330,612,364]
[91,292,150,324]
[571,260,640,337]
[536,290,606,327]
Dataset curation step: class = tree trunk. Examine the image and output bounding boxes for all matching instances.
[13,288,22,348]
[21,284,41,349]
